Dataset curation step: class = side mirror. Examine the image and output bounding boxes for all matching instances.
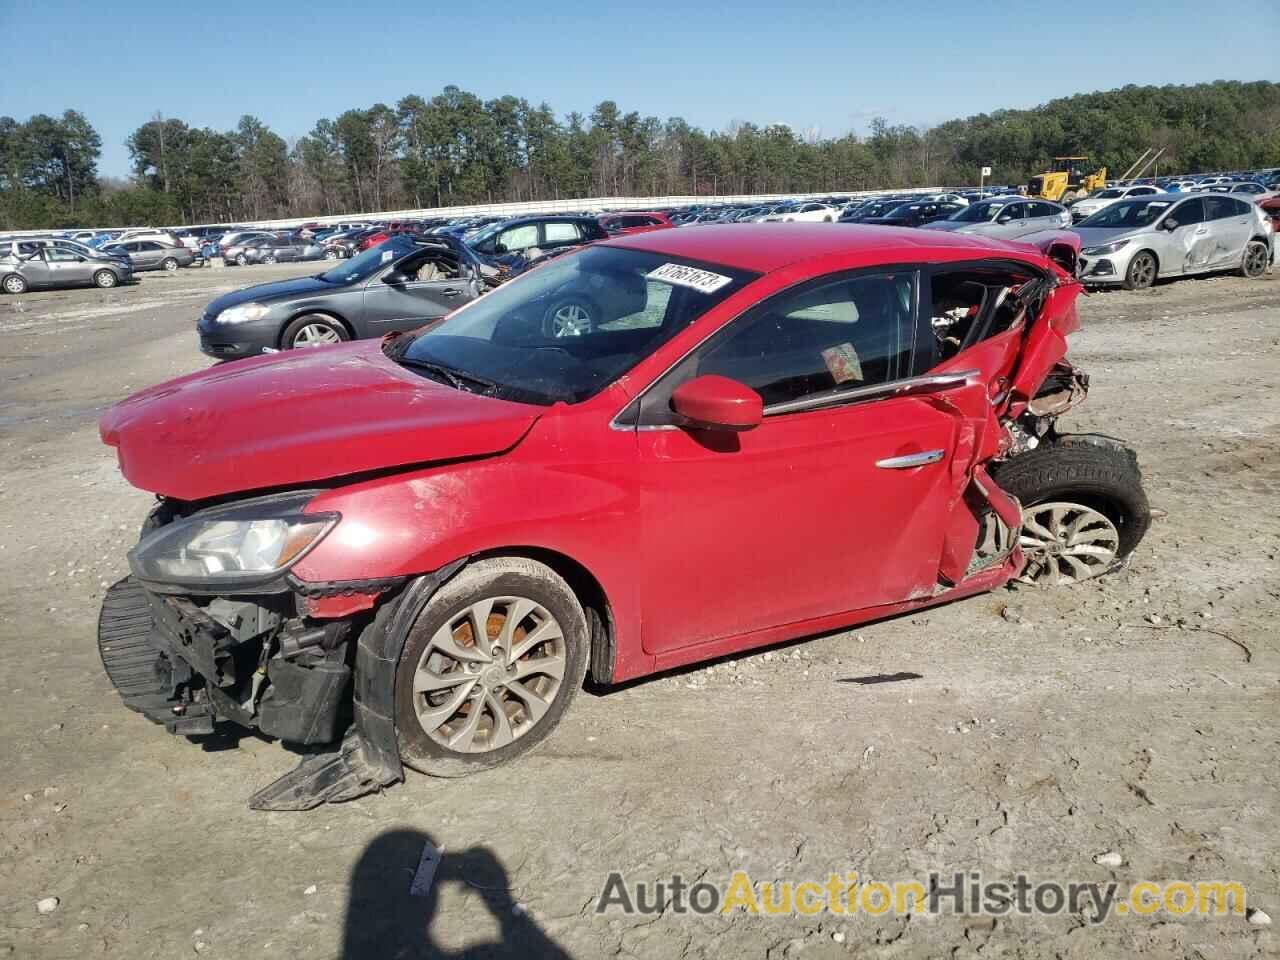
[1162,219,1179,231]
[671,375,762,432]
[492,242,507,254]
[996,215,1013,224]
[382,270,410,285]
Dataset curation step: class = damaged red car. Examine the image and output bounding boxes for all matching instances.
[98,224,1149,809]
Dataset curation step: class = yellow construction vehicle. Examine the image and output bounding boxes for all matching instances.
[1027,157,1107,203]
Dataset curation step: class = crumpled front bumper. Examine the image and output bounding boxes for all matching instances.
[98,578,350,746]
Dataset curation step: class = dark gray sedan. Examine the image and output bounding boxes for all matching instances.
[197,236,488,358]
[104,240,197,273]
[239,235,326,265]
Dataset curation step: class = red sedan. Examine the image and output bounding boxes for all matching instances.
[98,224,1149,808]
[598,211,675,235]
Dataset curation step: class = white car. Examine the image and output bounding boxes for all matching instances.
[112,228,182,247]
[766,202,839,223]
[918,192,970,206]
[1069,184,1162,222]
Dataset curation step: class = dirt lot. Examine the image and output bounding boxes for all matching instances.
[1,262,1278,959]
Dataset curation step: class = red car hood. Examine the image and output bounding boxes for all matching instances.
[100,341,542,501]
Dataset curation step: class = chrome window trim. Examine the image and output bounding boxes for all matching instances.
[762,370,979,417]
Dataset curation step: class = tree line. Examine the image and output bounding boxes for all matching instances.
[2,80,1277,230]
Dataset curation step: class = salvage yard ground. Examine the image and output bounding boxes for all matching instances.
[0,263,1277,959]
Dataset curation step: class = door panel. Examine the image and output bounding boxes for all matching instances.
[360,277,470,333]
[638,397,961,654]
[1203,197,1252,269]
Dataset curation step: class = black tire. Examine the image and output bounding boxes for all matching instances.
[990,435,1151,573]
[94,269,118,289]
[161,257,179,272]
[394,557,589,777]
[280,313,350,349]
[2,273,28,294]
[541,296,598,338]
[1240,239,1269,279]
[1123,250,1157,290]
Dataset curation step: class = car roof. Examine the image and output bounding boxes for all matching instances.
[604,223,1049,274]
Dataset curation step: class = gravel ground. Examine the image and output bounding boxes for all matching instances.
[0,262,1277,959]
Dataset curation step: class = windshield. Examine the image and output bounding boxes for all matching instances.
[951,200,1004,222]
[1094,188,1125,199]
[394,246,756,405]
[1078,198,1174,228]
[318,237,416,283]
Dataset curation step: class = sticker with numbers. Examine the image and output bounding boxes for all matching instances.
[646,262,733,294]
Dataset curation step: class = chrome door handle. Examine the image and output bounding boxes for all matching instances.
[876,449,945,469]
[441,287,462,297]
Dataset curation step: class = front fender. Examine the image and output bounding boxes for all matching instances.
[292,410,646,677]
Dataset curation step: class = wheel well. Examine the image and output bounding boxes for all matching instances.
[471,547,616,685]
[1131,248,1159,272]
[279,310,353,348]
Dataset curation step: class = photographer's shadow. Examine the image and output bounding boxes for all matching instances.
[342,828,572,960]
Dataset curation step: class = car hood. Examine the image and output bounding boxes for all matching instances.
[1072,225,1143,247]
[204,275,343,316]
[99,340,542,500]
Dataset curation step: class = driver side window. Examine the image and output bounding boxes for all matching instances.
[399,248,462,282]
[638,271,918,424]
[497,225,538,253]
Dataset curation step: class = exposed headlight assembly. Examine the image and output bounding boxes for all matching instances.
[1082,239,1131,256]
[129,494,337,589]
[215,302,271,325]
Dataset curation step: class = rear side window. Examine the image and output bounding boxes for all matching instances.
[678,272,918,411]
[544,222,582,243]
[928,264,1043,364]
[1029,202,1058,217]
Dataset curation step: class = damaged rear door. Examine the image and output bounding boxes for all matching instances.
[918,257,1082,583]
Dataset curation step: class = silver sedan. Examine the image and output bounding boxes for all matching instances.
[920,197,1070,239]
[1073,193,1272,289]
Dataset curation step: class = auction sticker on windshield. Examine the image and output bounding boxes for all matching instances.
[647,262,733,294]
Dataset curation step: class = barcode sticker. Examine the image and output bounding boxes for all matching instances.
[647,262,732,294]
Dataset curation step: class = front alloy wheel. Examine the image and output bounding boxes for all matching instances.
[2,274,27,294]
[1124,251,1157,290]
[394,557,589,776]
[162,257,178,272]
[1017,501,1120,585]
[411,596,568,754]
[544,302,594,338]
[292,322,342,347]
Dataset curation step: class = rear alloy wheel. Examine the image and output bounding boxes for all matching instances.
[989,437,1150,587]
[1016,502,1120,585]
[236,253,248,266]
[542,300,595,338]
[263,254,278,265]
[395,557,589,777]
[2,274,28,294]
[161,257,178,272]
[323,249,339,260]
[1123,251,1157,290]
[1241,240,1269,278]
[94,270,118,289]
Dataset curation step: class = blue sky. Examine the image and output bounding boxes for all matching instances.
[3,0,1276,177]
